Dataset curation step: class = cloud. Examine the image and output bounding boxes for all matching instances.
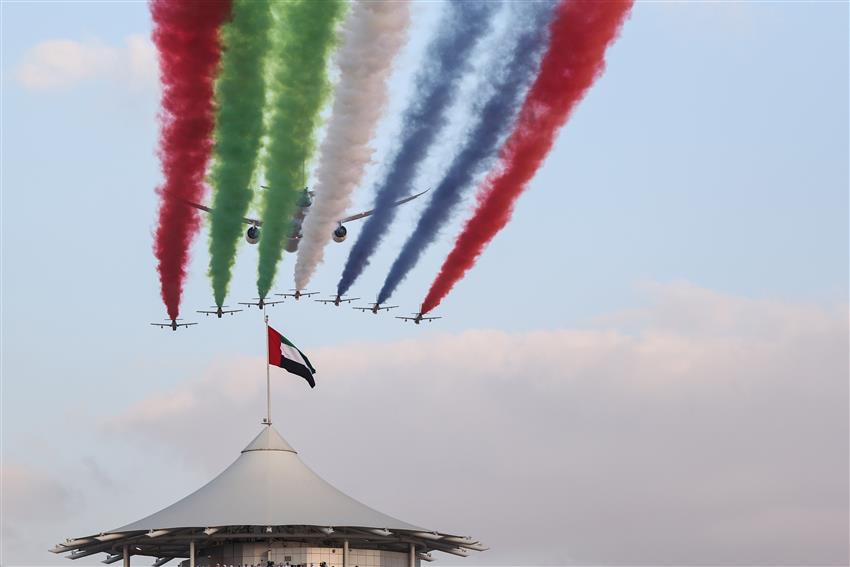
[15,35,156,91]
[104,283,849,565]
[1,463,72,523]
[1,463,74,563]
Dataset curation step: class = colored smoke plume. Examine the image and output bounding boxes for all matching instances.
[207,0,272,307]
[421,0,633,314]
[151,0,231,320]
[335,0,500,297]
[376,2,555,305]
[293,0,410,292]
[256,0,346,299]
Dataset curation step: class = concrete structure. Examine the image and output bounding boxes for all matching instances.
[51,426,486,567]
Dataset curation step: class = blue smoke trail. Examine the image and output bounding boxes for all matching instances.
[336,0,499,296]
[375,3,555,304]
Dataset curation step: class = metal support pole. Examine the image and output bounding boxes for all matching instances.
[123,545,129,567]
[343,540,349,567]
[265,312,271,426]
[190,540,195,567]
[408,543,415,567]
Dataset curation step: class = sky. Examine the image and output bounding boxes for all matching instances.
[1,1,848,566]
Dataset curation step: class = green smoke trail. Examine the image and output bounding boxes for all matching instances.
[256,0,345,298]
[208,0,272,307]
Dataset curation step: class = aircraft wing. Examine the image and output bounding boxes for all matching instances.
[395,314,441,322]
[338,189,429,224]
[317,297,359,304]
[186,201,262,227]
[196,308,241,314]
[238,300,283,307]
[150,323,170,327]
[380,305,399,311]
[179,322,199,327]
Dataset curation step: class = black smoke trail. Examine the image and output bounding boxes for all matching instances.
[336,0,499,296]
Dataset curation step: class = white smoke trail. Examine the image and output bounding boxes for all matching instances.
[294,0,410,290]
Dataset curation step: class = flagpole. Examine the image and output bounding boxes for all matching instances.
[265,310,271,426]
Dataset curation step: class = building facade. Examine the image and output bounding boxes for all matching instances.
[182,542,415,567]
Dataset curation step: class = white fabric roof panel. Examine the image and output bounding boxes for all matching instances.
[114,426,422,532]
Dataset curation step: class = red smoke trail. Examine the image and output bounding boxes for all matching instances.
[421,0,632,314]
[151,0,231,320]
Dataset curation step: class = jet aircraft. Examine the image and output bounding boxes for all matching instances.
[187,188,429,253]
[151,318,198,331]
[238,298,285,310]
[316,294,359,307]
[197,305,242,318]
[276,289,319,301]
[354,303,399,314]
[396,312,442,325]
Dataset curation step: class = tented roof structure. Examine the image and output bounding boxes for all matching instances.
[52,426,486,564]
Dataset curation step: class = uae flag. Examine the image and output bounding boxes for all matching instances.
[268,326,316,388]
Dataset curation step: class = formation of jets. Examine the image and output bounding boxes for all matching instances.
[152,292,441,330]
[153,187,442,330]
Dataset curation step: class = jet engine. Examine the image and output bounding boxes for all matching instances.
[246,225,260,244]
[333,225,347,243]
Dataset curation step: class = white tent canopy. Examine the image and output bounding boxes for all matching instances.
[117,426,420,531]
[52,426,484,562]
